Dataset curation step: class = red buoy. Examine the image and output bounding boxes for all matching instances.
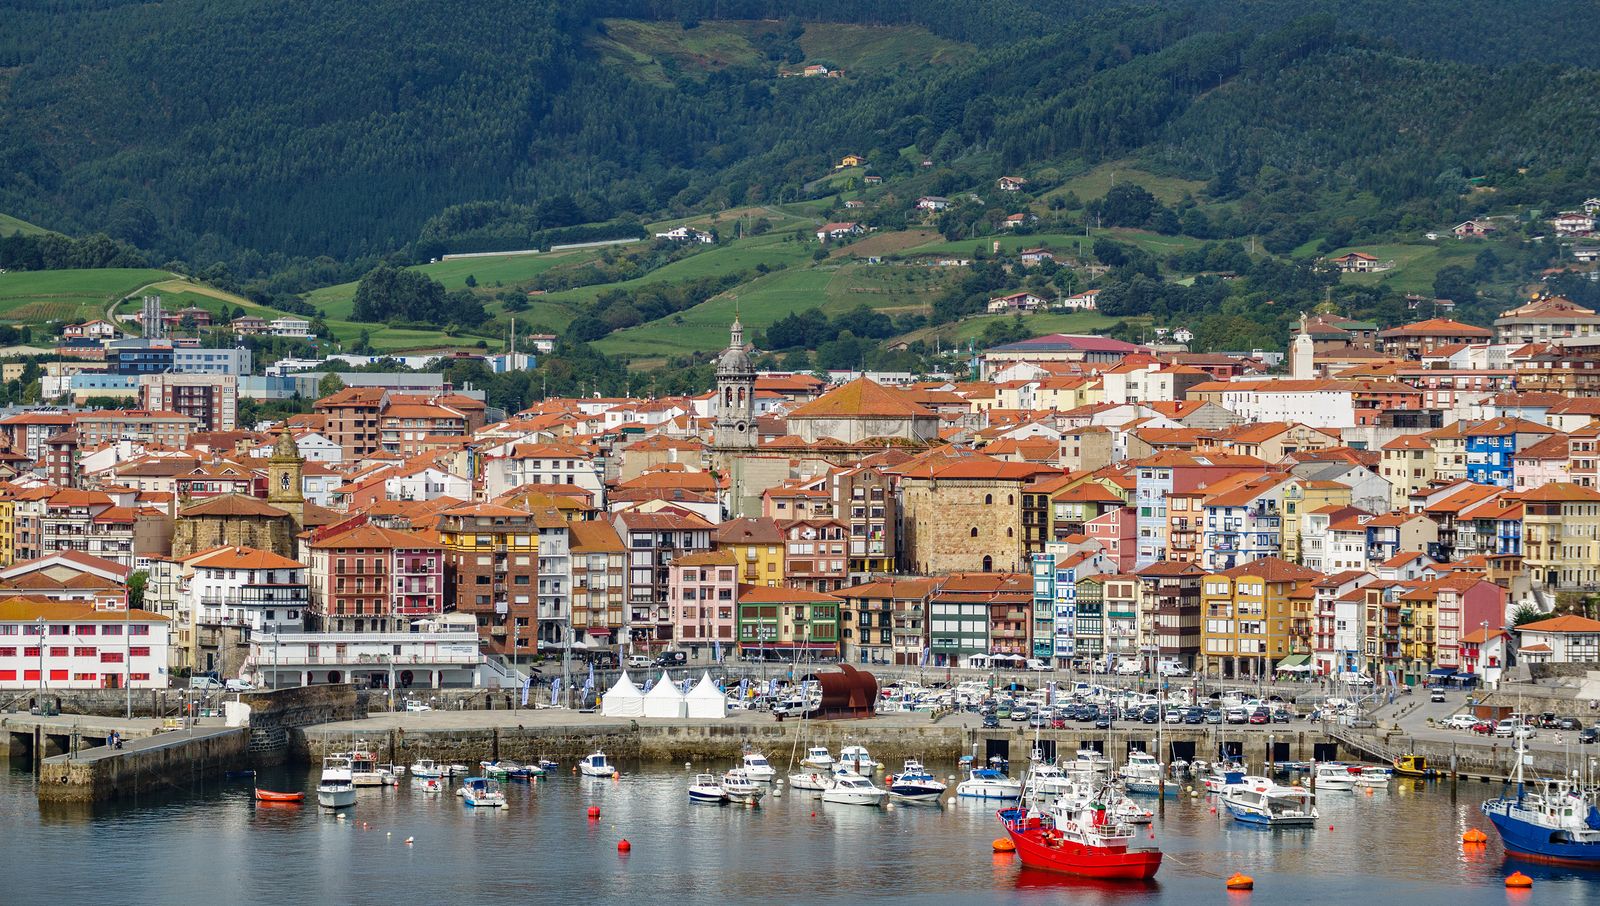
[587,806,601,819]
[617,839,631,853]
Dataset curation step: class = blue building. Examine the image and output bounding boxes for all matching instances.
[106,339,174,375]
[1030,553,1055,661]
[1465,417,1554,487]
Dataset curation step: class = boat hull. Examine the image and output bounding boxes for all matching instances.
[788,772,832,792]
[689,789,728,804]
[957,782,1022,799]
[317,785,356,809]
[999,810,1161,880]
[1124,781,1178,798]
[254,790,304,803]
[1484,803,1600,867]
[821,790,886,806]
[1224,804,1316,827]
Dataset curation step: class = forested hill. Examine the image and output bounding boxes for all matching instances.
[2,0,1599,273]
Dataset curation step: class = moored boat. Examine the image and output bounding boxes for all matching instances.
[1481,732,1600,866]
[957,767,1023,800]
[344,750,386,787]
[838,744,880,777]
[317,755,357,810]
[579,751,618,778]
[997,800,1162,880]
[409,759,442,779]
[720,768,765,804]
[689,772,729,804]
[254,789,304,803]
[1222,784,1318,828]
[788,769,833,793]
[821,769,886,806]
[458,776,507,808]
[800,746,836,771]
[1392,754,1436,778]
[1313,762,1357,792]
[740,752,777,782]
[1355,766,1391,788]
[1119,751,1174,798]
[886,759,947,804]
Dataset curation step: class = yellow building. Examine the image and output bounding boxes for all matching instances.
[713,517,786,587]
[1281,478,1353,563]
[0,483,15,567]
[1201,557,1319,680]
[1380,434,1435,510]
[1519,482,1600,590]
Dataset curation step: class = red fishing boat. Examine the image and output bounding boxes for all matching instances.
[997,799,1162,880]
[253,789,305,803]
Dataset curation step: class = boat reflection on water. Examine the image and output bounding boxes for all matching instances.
[1013,866,1161,898]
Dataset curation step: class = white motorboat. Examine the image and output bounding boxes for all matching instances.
[740,752,777,782]
[689,772,729,804]
[445,764,470,777]
[459,776,507,808]
[720,768,765,804]
[1066,748,1112,778]
[317,755,356,809]
[837,744,880,777]
[1355,766,1391,788]
[480,760,509,780]
[1109,791,1155,825]
[1313,762,1357,792]
[788,769,834,793]
[1119,751,1172,797]
[409,759,442,779]
[344,750,386,787]
[1222,784,1318,827]
[1022,761,1082,805]
[956,767,1023,800]
[821,770,887,806]
[800,746,835,771]
[579,751,618,778]
[885,759,947,804]
[415,776,446,793]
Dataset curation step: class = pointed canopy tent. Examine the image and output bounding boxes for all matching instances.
[601,670,645,718]
[642,670,687,719]
[684,671,727,719]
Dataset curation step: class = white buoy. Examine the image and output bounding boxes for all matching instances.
[685,762,692,770]
[405,837,414,845]
[773,788,783,798]
[886,801,895,811]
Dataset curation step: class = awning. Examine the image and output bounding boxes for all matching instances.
[1429,668,1454,676]
[1275,654,1310,671]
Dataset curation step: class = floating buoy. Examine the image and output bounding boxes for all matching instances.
[993,838,1016,853]
[404,837,414,845]
[588,806,601,819]
[1328,825,1334,831]
[1462,828,1489,844]
[1226,872,1254,891]
[684,762,692,770]
[810,811,816,818]
[386,832,392,837]
[1505,872,1532,889]
[617,839,631,853]
[773,788,782,798]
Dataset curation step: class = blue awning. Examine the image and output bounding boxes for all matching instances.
[1428,668,1454,675]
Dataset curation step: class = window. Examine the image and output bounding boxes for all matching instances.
[970,527,978,538]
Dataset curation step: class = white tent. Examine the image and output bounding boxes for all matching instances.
[642,670,687,719]
[684,671,727,720]
[601,670,645,718]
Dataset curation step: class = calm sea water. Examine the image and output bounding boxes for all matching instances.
[3,758,1597,905]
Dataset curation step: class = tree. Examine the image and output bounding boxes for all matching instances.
[317,372,345,398]
[127,571,148,611]
[1510,604,1543,627]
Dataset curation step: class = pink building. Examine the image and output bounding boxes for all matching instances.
[1403,575,1507,672]
[668,550,738,656]
[1085,507,1137,572]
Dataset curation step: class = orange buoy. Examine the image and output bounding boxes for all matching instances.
[587,806,601,819]
[1462,828,1489,844]
[1505,872,1532,889]
[992,838,1016,853]
[617,839,631,853]
[1226,872,1254,890]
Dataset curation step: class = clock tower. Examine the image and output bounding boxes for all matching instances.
[266,425,306,531]
[714,316,757,450]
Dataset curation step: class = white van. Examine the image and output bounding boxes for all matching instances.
[1157,661,1188,677]
[1113,660,1142,676]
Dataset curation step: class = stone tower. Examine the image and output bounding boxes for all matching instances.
[266,425,305,530]
[714,316,757,450]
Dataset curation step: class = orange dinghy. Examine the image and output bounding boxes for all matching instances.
[254,789,305,803]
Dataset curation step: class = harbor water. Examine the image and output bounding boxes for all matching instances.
[3,759,1597,904]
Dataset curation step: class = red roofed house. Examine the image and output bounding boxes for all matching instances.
[1515,614,1600,664]
[306,524,444,636]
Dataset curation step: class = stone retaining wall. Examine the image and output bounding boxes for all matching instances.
[37,728,249,802]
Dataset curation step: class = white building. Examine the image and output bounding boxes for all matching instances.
[269,317,312,338]
[184,547,309,637]
[385,466,471,503]
[483,442,604,499]
[0,598,171,690]
[245,616,499,690]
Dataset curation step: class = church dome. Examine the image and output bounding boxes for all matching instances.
[716,317,755,375]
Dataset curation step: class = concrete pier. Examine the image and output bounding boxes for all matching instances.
[36,726,249,802]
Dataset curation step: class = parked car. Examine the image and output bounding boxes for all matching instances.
[1049,716,1067,730]
[189,676,224,691]
[626,655,652,669]
[403,700,433,712]
[1204,709,1224,724]
[1248,709,1270,725]
[1157,661,1189,677]
[1225,708,1249,725]
[1271,709,1292,723]
[1164,708,1185,724]
[1430,688,1446,703]
[1183,708,1205,725]
[1443,715,1479,730]
[1028,712,1049,728]
[1471,720,1497,735]
[224,679,255,692]
[1010,707,1032,722]
[1558,717,1582,731]
[1579,727,1598,745]
[654,650,687,667]
[981,713,1001,729]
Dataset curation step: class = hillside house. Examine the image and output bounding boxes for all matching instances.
[1330,251,1380,273]
[836,153,865,168]
[62,319,118,340]
[1020,248,1055,266]
[863,175,882,186]
[655,226,714,244]
[816,222,864,242]
[1058,290,1100,311]
[1001,212,1038,229]
[916,196,951,212]
[1552,211,1595,236]
[986,292,1048,314]
[1453,220,1497,239]
[997,176,1028,192]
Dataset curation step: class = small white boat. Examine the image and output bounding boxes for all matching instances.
[689,772,729,804]
[480,761,509,780]
[885,759,946,804]
[445,764,470,777]
[1355,766,1391,788]
[415,777,446,793]
[788,770,833,793]
[800,746,835,771]
[409,759,442,779]
[317,755,356,810]
[579,751,618,778]
[1313,762,1357,792]
[1066,748,1112,778]
[345,751,386,787]
[376,765,402,786]
[1119,751,1173,797]
[721,769,765,804]
[956,767,1023,800]
[837,744,879,777]
[1222,784,1318,828]
[1109,792,1155,825]
[821,770,886,806]
[459,776,507,808]
[740,752,777,782]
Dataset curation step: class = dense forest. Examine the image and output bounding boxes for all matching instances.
[4,0,1600,275]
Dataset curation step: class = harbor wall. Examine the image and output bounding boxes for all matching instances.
[238,684,364,764]
[36,728,249,802]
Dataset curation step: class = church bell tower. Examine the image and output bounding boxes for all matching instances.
[714,316,757,450]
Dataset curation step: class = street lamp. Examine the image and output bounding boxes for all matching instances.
[36,616,45,699]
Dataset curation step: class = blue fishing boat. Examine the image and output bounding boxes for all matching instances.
[1481,736,1600,866]
[886,759,947,804]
